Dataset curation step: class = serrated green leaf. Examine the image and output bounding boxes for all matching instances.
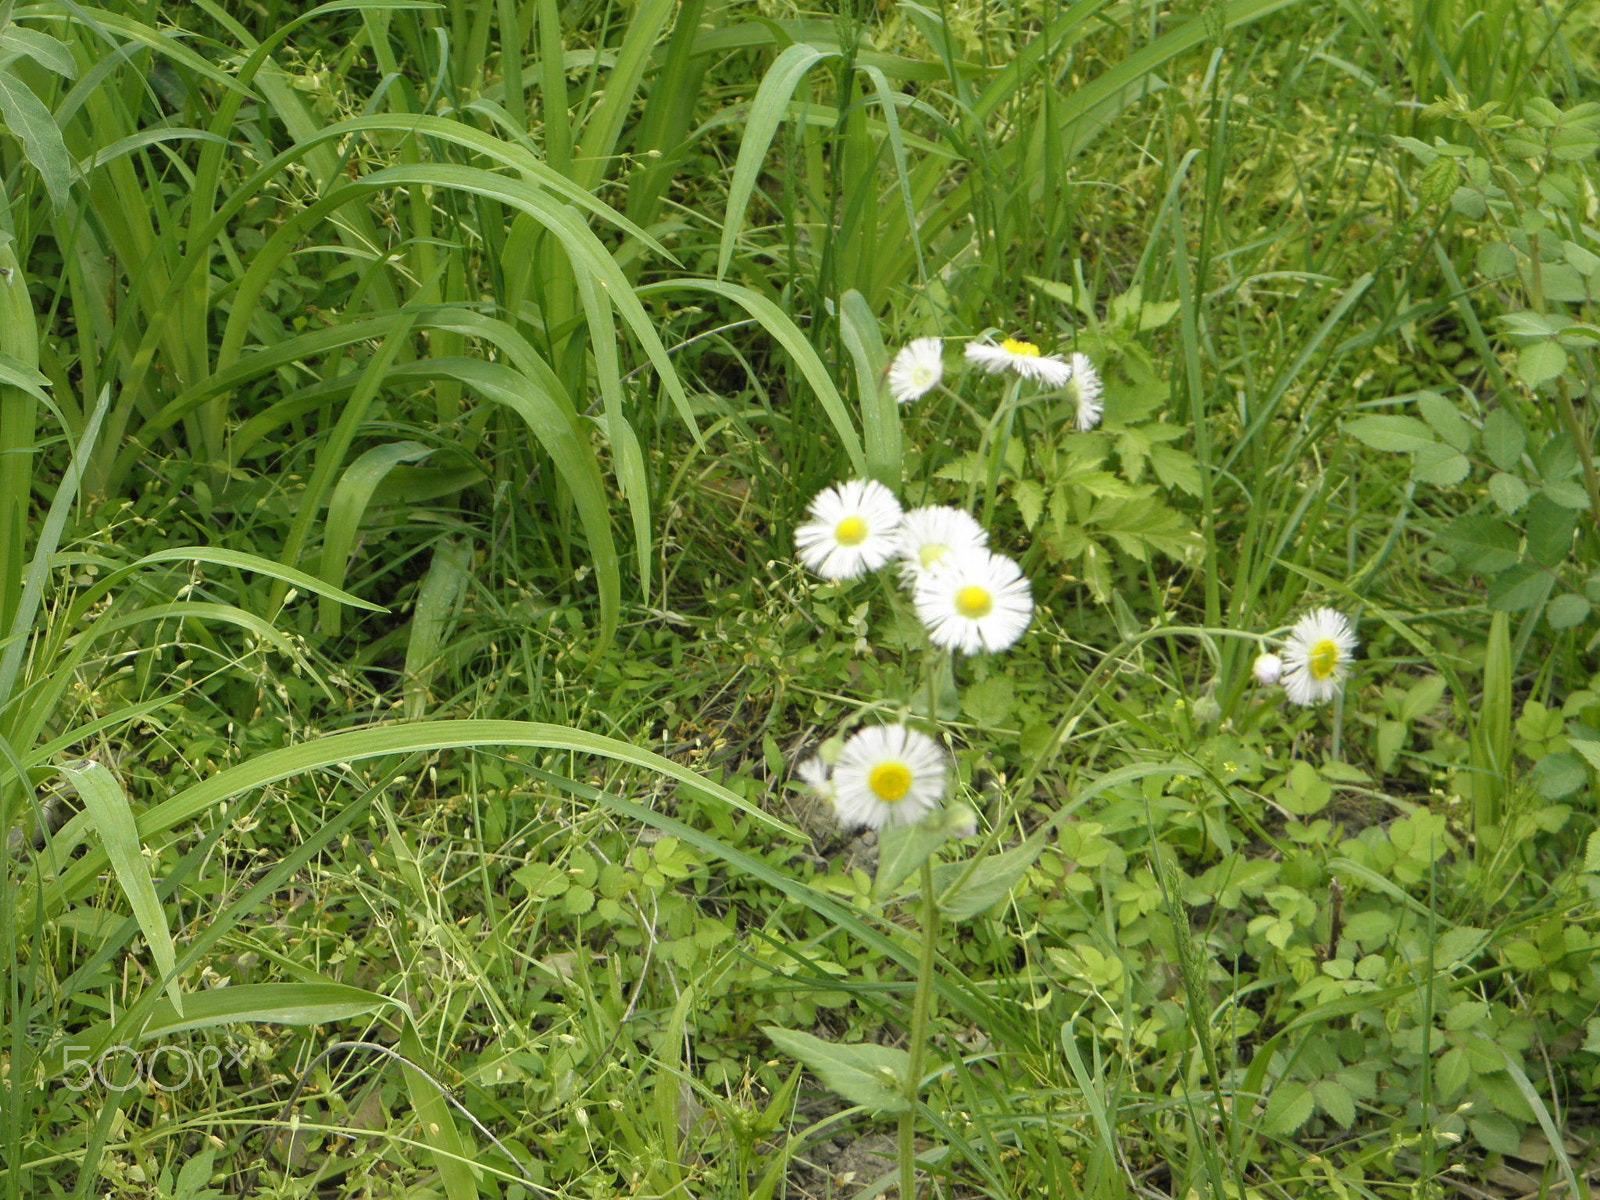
[1477,242,1517,279]
[1585,830,1600,873]
[1010,478,1044,529]
[1312,1080,1356,1129]
[762,1027,910,1114]
[1439,514,1519,573]
[1345,415,1437,453]
[1546,593,1590,629]
[1416,392,1473,451]
[1414,442,1470,486]
[1487,564,1550,613]
[1517,341,1568,388]
[1264,1082,1315,1135]
[1532,752,1586,799]
[1489,472,1530,514]
[1526,494,1577,564]
[1482,409,1526,472]
[1435,1046,1471,1102]
[1281,760,1331,816]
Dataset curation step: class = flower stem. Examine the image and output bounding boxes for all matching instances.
[899,858,940,1200]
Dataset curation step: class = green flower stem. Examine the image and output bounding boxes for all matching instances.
[899,857,940,1200]
[969,376,1023,520]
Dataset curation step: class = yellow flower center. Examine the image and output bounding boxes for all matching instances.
[1000,337,1041,358]
[868,762,912,803]
[918,542,949,568]
[834,516,867,546]
[955,585,993,619]
[1308,639,1341,680]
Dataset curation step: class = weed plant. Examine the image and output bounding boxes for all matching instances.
[4,0,1600,1197]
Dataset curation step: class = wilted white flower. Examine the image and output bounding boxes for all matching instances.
[1067,353,1104,431]
[913,548,1033,654]
[964,337,1073,387]
[887,337,944,404]
[831,724,947,830]
[1280,607,1359,706]
[794,478,904,581]
[1253,653,1284,686]
[895,505,988,584]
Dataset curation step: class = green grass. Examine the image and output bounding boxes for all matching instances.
[5,0,1600,1197]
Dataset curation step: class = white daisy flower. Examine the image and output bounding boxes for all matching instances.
[913,548,1033,654]
[964,336,1073,387]
[1253,653,1284,686]
[794,478,904,581]
[887,337,944,405]
[796,756,834,802]
[831,724,947,830]
[895,505,988,584]
[1067,353,1104,431]
[1280,607,1359,706]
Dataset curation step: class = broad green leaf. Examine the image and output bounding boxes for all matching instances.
[1517,340,1568,388]
[1438,514,1518,573]
[762,1026,910,1114]
[58,762,182,1015]
[1546,593,1591,629]
[1585,829,1600,872]
[934,842,1044,918]
[1399,675,1447,722]
[1280,760,1331,816]
[1435,1047,1470,1102]
[1312,1080,1356,1129]
[1344,415,1437,453]
[1263,1081,1315,1134]
[1489,472,1529,514]
[1481,408,1526,472]
[1525,494,1576,564]
[874,822,949,901]
[1531,752,1585,799]
[400,1017,480,1200]
[0,71,71,209]
[1415,392,1472,451]
[1413,442,1470,486]
[1486,564,1550,613]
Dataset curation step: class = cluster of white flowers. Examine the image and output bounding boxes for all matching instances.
[1252,607,1360,706]
[793,483,1033,656]
[886,334,1104,431]
[788,332,1108,833]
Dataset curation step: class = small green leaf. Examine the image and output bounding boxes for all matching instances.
[1489,472,1529,514]
[1344,415,1437,453]
[1439,514,1519,573]
[1486,564,1550,613]
[1263,1082,1315,1134]
[761,1027,910,1115]
[1546,593,1590,629]
[1281,760,1331,816]
[1531,752,1586,799]
[1584,830,1600,873]
[1517,341,1568,388]
[1413,443,1470,486]
[1435,1046,1470,1102]
[1476,242,1517,279]
[1416,392,1473,451]
[1482,409,1526,472]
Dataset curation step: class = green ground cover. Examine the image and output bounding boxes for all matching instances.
[5,0,1600,1196]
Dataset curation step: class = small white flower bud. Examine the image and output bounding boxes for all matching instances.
[1253,653,1283,685]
